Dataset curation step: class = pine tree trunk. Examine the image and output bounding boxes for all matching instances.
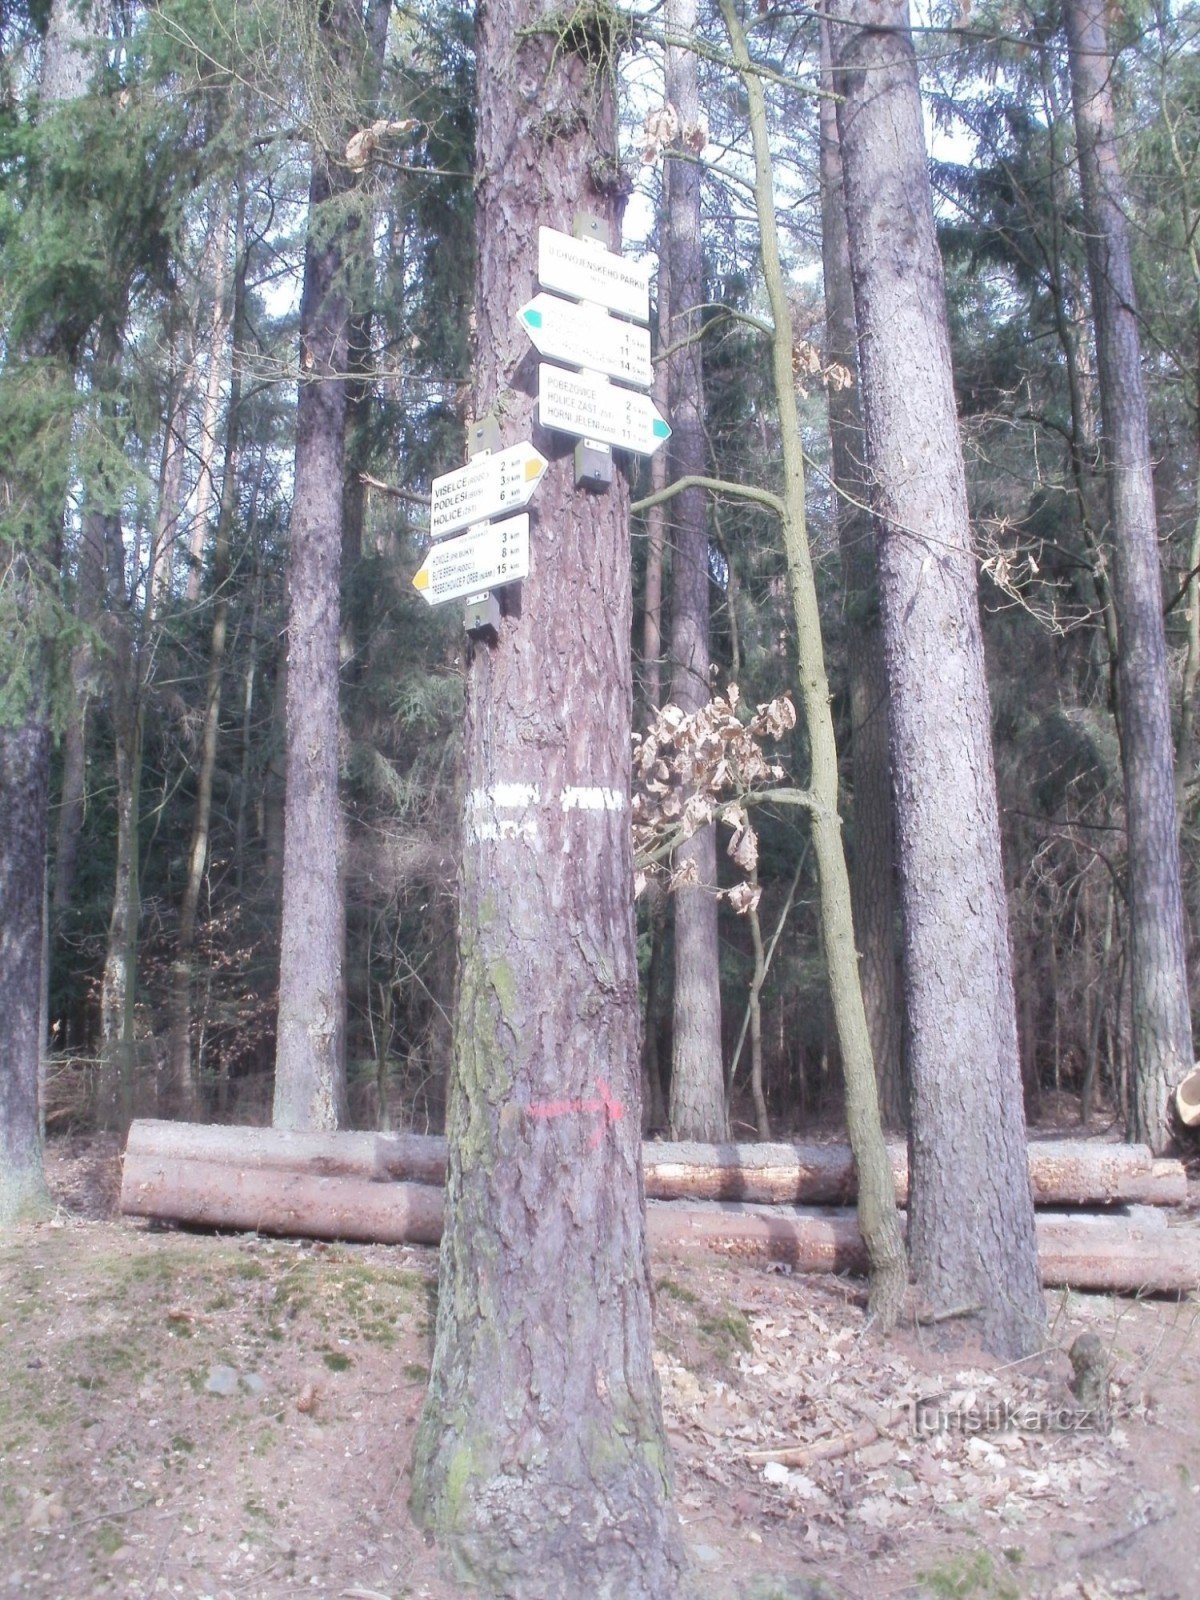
[186,200,232,603]
[1,0,111,1216]
[273,6,361,1133]
[97,667,141,1133]
[168,195,247,1118]
[721,0,907,1328]
[0,717,53,1225]
[146,349,191,614]
[818,16,904,1128]
[830,0,1045,1357]
[409,4,682,1591]
[665,0,726,1142]
[1065,0,1194,1152]
[51,501,105,918]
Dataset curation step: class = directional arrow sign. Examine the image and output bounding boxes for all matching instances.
[429,442,547,540]
[518,294,652,389]
[538,364,670,457]
[412,514,529,606]
[537,226,650,324]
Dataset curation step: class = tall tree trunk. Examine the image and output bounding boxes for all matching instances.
[640,219,671,1135]
[341,0,392,605]
[409,5,681,1592]
[146,341,194,615]
[51,500,105,917]
[818,15,904,1128]
[722,0,907,1329]
[94,403,145,1135]
[167,193,248,1118]
[0,720,53,1224]
[830,0,1045,1357]
[273,5,363,1133]
[186,200,232,604]
[0,0,111,1219]
[664,0,726,1141]
[1065,0,1194,1152]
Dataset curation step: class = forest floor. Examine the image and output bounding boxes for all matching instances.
[0,1136,1198,1600]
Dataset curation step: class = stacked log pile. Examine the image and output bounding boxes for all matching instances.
[119,1120,1199,1295]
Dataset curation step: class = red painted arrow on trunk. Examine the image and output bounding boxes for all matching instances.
[528,1079,625,1149]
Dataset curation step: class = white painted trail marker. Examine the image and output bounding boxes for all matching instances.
[412,514,529,606]
[518,294,653,389]
[538,364,670,457]
[537,226,650,324]
[429,442,547,540]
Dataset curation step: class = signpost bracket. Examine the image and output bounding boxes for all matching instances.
[468,413,502,460]
[575,437,613,491]
[464,591,502,645]
[573,212,609,249]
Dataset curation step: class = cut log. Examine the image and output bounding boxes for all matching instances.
[120,1120,1187,1209]
[644,1137,1187,1207]
[119,1146,1200,1295]
[647,1201,1200,1295]
[121,1118,448,1186]
[120,1152,443,1246]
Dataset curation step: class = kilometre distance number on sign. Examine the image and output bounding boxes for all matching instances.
[538,365,670,457]
[412,514,529,606]
[429,442,547,540]
[518,294,652,389]
[537,226,650,325]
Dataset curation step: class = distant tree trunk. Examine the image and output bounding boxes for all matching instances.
[830,0,1045,1358]
[51,500,105,918]
[186,200,232,604]
[722,0,907,1329]
[0,721,53,1225]
[409,0,682,1590]
[341,0,391,603]
[642,219,669,719]
[97,618,142,1133]
[1,0,111,1219]
[1065,0,1194,1152]
[665,0,726,1142]
[167,193,247,1118]
[640,221,670,1135]
[273,5,362,1133]
[146,343,192,616]
[818,16,904,1128]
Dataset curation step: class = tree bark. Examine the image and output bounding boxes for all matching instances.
[665,0,726,1142]
[408,4,682,1592]
[1,0,112,1220]
[1065,0,1194,1152]
[168,192,247,1119]
[830,0,1046,1357]
[818,15,904,1128]
[722,0,907,1329]
[273,4,362,1134]
[185,200,232,604]
[0,719,53,1224]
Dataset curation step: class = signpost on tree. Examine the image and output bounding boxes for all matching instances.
[408,4,682,1595]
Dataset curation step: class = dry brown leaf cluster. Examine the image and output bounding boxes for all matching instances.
[641,101,708,164]
[344,118,419,171]
[792,337,855,399]
[632,686,796,912]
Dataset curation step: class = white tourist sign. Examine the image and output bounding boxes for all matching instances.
[518,294,652,389]
[412,514,529,605]
[429,442,547,540]
[538,365,670,457]
[537,226,650,324]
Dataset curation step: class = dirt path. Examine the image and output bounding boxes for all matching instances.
[1,1140,1196,1599]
